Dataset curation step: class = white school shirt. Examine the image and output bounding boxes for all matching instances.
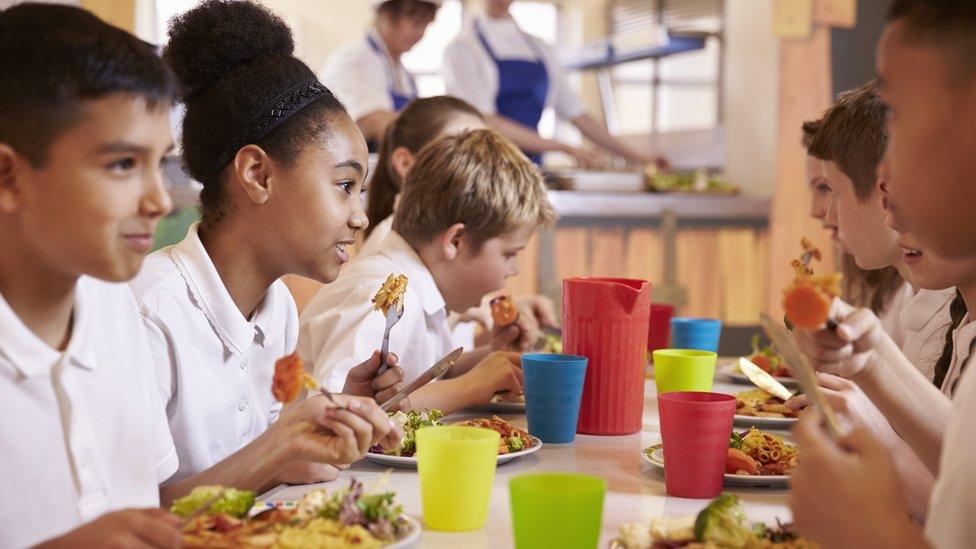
[925,351,976,547]
[0,277,177,549]
[877,280,915,349]
[130,223,298,484]
[298,230,456,391]
[443,15,587,121]
[321,29,416,122]
[901,288,956,384]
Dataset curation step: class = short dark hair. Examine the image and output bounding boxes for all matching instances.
[0,3,178,167]
[800,119,822,150]
[808,80,887,201]
[164,0,347,227]
[377,0,439,23]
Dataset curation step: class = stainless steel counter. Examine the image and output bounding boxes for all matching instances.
[547,190,770,225]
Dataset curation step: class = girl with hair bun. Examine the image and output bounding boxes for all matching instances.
[129,0,403,504]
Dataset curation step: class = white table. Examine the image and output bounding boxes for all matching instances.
[259,378,791,548]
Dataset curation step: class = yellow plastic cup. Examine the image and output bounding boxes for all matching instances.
[652,349,718,394]
[416,426,500,531]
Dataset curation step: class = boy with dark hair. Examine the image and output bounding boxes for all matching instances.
[0,4,183,547]
[789,2,976,547]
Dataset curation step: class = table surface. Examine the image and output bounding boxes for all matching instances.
[259,376,791,549]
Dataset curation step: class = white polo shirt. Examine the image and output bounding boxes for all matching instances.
[926,353,976,547]
[443,15,587,121]
[360,215,394,258]
[321,29,416,122]
[877,280,915,349]
[298,230,455,390]
[0,277,177,549]
[130,223,298,485]
[901,288,955,382]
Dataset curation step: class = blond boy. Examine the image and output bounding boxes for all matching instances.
[299,129,556,412]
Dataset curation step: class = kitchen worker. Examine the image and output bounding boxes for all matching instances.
[321,0,441,147]
[443,0,666,168]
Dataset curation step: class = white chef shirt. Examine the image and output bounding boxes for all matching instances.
[298,230,456,390]
[130,222,298,484]
[443,15,587,121]
[925,351,976,547]
[321,29,416,122]
[0,277,177,549]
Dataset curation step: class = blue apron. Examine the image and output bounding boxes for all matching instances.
[366,35,418,112]
[475,20,549,164]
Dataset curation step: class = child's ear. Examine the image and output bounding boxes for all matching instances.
[441,223,466,260]
[0,144,24,214]
[232,144,273,205]
[390,147,415,187]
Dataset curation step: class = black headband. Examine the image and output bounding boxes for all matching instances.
[201,79,330,183]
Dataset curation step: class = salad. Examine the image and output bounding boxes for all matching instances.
[180,479,412,549]
[745,334,791,378]
[171,486,256,519]
[615,494,814,548]
[372,409,445,457]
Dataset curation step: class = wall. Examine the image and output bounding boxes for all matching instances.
[722,0,779,197]
[266,0,373,75]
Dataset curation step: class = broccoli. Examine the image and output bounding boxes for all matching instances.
[170,486,256,519]
[729,431,743,450]
[693,494,755,548]
[507,436,525,452]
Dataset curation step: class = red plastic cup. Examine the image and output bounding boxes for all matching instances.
[657,392,736,498]
[648,303,674,352]
[563,277,651,435]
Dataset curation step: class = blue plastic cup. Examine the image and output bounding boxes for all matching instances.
[522,353,588,444]
[670,317,722,352]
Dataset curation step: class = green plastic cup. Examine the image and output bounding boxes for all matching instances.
[652,349,718,394]
[417,426,500,531]
[509,473,606,549]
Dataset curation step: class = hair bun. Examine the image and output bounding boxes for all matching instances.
[164,0,295,98]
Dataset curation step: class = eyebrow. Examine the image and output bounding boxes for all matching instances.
[335,160,365,175]
[95,141,156,155]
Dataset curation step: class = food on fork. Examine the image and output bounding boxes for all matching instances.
[372,274,408,316]
[783,238,842,329]
[272,352,319,404]
[490,294,518,327]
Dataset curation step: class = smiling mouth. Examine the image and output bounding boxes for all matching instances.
[901,246,922,258]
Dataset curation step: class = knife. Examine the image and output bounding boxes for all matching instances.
[380,347,462,411]
[738,357,794,401]
[759,314,845,438]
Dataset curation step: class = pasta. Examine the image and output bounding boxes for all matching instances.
[739,428,799,475]
[372,274,408,316]
[735,389,803,419]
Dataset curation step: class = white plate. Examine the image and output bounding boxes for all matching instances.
[365,436,543,469]
[386,515,421,548]
[641,444,790,488]
[733,414,797,430]
[470,400,526,414]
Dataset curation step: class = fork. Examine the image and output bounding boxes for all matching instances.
[377,303,404,375]
[319,387,347,410]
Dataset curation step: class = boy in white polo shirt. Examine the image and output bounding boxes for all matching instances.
[0,5,182,547]
[299,129,557,413]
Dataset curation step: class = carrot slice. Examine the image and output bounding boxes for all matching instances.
[490,295,518,327]
[726,447,760,475]
[783,283,831,329]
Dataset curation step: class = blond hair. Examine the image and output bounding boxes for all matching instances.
[392,129,557,249]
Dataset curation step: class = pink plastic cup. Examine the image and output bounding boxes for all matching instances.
[657,391,736,499]
[648,303,674,352]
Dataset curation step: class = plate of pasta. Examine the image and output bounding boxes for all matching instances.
[732,388,803,429]
[642,428,798,487]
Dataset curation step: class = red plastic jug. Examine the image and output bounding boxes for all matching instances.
[563,277,651,435]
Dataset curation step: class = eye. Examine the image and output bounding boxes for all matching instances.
[107,157,136,173]
[337,180,355,194]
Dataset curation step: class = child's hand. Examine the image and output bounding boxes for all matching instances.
[515,294,559,329]
[274,461,341,486]
[273,395,403,466]
[36,508,182,548]
[342,350,405,405]
[790,409,920,548]
[490,312,538,352]
[792,299,886,379]
[462,351,524,404]
[785,373,896,444]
